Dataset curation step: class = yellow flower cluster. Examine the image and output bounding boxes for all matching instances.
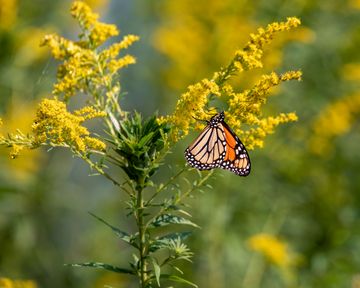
[166,18,301,147]
[165,79,220,138]
[153,0,311,91]
[247,233,296,269]
[71,1,118,47]
[225,71,301,149]
[214,17,301,83]
[32,98,106,152]
[41,1,138,100]
[309,93,360,155]
[0,278,37,288]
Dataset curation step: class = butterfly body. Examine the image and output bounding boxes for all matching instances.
[185,112,251,176]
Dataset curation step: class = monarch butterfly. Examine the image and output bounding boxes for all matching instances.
[184,111,251,176]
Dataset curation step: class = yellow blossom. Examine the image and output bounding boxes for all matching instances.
[71,1,98,30]
[0,277,37,288]
[9,144,24,159]
[247,233,297,269]
[102,35,140,59]
[0,0,17,30]
[108,55,137,74]
[41,2,138,101]
[166,79,221,140]
[41,34,83,60]
[153,0,308,92]
[32,98,106,152]
[309,93,360,155]
[90,22,119,47]
[165,17,302,147]
[70,1,119,47]
[214,18,301,84]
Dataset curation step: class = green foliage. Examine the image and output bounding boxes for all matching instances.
[74,112,210,287]
[111,112,170,186]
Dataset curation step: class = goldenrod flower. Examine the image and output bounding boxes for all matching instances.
[9,144,24,159]
[309,93,360,155]
[247,233,297,269]
[153,1,308,91]
[225,71,301,149]
[165,18,301,147]
[214,17,301,84]
[166,79,221,139]
[71,1,98,30]
[32,98,106,152]
[0,277,37,288]
[42,1,138,102]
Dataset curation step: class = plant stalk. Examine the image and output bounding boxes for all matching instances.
[136,178,147,288]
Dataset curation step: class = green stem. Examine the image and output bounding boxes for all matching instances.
[136,177,147,288]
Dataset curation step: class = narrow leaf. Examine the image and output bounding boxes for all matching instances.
[89,212,137,247]
[151,258,161,287]
[149,214,199,228]
[138,132,155,147]
[68,262,134,275]
[160,274,198,288]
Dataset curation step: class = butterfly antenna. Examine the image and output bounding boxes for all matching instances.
[192,115,207,123]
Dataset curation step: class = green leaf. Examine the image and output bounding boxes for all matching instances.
[68,262,134,275]
[89,212,137,248]
[138,131,155,147]
[160,274,198,288]
[151,257,161,287]
[149,232,192,252]
[149,214,199,228]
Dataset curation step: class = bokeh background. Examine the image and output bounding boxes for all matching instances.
[1,0,360,287]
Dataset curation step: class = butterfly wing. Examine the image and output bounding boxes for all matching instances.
[184,124,227,170]
[220,121,251,176]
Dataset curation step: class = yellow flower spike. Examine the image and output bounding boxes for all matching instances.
[108,55,137,74]
[10,144,24,159]
[89,22,119,47]
[168,79,221,140]
[215,17,301,83]
[42,3,138,101]
[70,1,119,47]
[32,99,106,152]
[166,18,301,148]
[41,34,82,60]
[102,35,140,59]
[71,1,99,30]
[227,71,301,134]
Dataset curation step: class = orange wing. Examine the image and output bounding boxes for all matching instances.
[220,122,251,176]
